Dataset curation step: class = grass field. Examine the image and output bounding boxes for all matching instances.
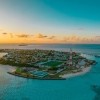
[43,61,63,67]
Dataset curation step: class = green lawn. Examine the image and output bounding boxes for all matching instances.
[43,61,63,67]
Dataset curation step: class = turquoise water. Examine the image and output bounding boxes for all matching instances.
[0,44,100,100]
[0,57,100,100]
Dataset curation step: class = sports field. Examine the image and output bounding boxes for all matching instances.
[43,61,63,67]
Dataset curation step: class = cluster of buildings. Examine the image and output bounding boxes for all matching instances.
[0,49,93,79]
[2,49,69,65]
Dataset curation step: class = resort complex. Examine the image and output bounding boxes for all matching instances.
[0,49,96,80]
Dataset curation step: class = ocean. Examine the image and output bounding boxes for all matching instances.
[0,44,100,55]
[0,44,100,100]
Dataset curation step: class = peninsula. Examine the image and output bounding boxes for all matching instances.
[0,49,96,80]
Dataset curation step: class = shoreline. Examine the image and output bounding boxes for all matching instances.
[60,66,91,79]
[0,64,93,80]
[0,51,95,80]
[8,72,66,80]
[7,66,92,80]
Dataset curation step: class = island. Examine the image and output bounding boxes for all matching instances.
[0,49,96,80]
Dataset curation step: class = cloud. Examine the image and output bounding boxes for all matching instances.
[10,33,13,38]
[94,36,100,42]
[2,32,8,35]
[62,37,68,42]
[37,33,48,38]
[16,34,32,38]
[36,33,56,40]
[0,29,3,32]
[78,28,85,30]
[48,36,55,39]
[2,32,14,38]
[2,32,33,38]
[1,32,14,38]
[95,36,100,38]
[61,35,98,43]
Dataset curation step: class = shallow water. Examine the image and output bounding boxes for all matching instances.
[0,55,100,100]
[0,44,100,100]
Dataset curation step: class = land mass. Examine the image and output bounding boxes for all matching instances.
[0,49,96,80]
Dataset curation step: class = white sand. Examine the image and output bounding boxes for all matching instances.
[0,52,7,58]
[60,66,91,79]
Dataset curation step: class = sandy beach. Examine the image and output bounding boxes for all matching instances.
[60,66,91,79]
[0,52,7,58]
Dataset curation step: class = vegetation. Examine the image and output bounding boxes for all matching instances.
[43,61,63,67]
[0,49,96,80]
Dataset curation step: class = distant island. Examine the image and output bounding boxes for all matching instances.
[0,49,96,80]
[18,44,28,46]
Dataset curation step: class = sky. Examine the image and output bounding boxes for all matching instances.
[0,0,100,44]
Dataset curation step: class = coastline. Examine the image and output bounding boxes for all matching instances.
[0,52,8,58]
[7,65,92,80]
[0,64,16,72]
[0,51,95,80]
[60,66,91,79]
[7,72,66,80]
